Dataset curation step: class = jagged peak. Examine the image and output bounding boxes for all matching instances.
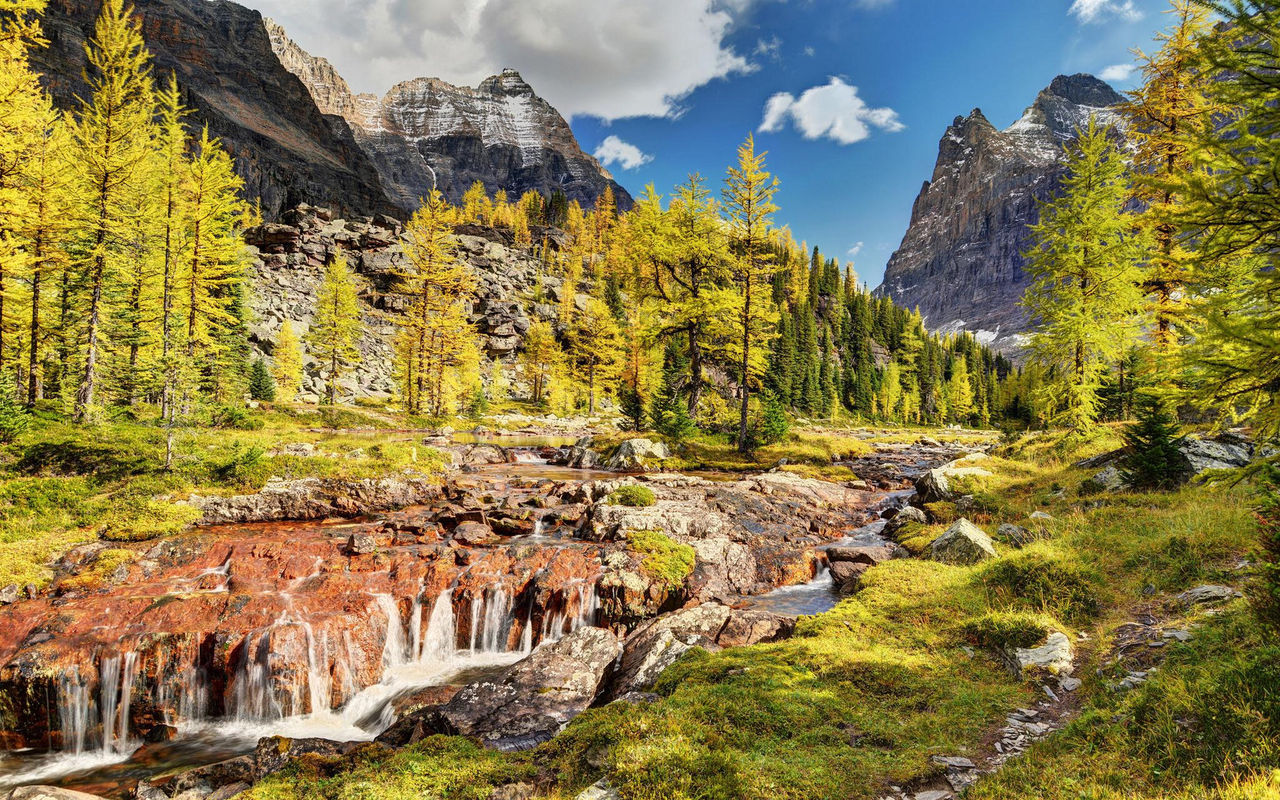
[1043,73,1124,109]
[478,68,537,97]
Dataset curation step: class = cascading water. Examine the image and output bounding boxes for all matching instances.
[542,580,600,643]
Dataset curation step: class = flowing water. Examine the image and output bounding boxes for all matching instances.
[745,518,895,617]
[0,578,594,795]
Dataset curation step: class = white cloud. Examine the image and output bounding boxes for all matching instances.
[755,35,782,60]
[1099,63,1137,82]
[847,241,864,257]
[250,0,753,121]
[1069,0,1142,23]
[593,135,653,170]
[803,45,816,57]
[759,77,904,145]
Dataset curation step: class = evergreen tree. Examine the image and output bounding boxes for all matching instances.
[1022,119,1147,431]
[70,0,156,421]
[723,135,779,452]
[568,296,623,415]
[271,319,303,402]
[948,357,975,425]
[154,73,189,420]
[520,320,558,404]
[248,358,275,402]
[307,250,362,405]
[1121,392,1183,490]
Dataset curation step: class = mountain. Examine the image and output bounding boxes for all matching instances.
[875,74,1126,354]
[264,20,632,212]
[32,0,628,220]
[35,0,396,221]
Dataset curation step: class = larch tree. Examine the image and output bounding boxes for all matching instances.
[569,296,623,415]
[1123,0,1217,360]
[398,189,479,417]
[271,320,303,402]
[307,250,363,405]
[520,320,558,405]
[155,73,189,420]
[947,357,975,425]
[722,134,780,452]
[1022,119,1147,431]
[70,0,156,421]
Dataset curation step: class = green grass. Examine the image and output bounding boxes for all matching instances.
[626,530,696,590]
[610,485,656,507]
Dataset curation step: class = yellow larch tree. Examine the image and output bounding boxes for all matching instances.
[271,319,303,402]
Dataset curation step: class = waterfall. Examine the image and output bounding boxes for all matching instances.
[376,594,410,670]
[232,629,282,722]
[542,581,599,643]
[57,666,91,755]
[55,652,139,757]
[420,589,456,664]
[304,624,333,715]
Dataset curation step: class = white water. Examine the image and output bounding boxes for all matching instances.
[3,581,560,789]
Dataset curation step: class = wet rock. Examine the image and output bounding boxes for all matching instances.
[346,532,376,555]
[453,521,498,546]
[179,755,255,789]
[827,543,905,566]
[829,560,870,594]
[606,439,671,472]
[254,737,354,780]
[442,627,623,750]
[929,519,997,565]
[375,707,458,747]
[912,468,954,505]
[208,785,251,800]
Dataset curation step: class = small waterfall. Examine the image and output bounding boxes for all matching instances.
[542,581,600,643]
[232,629,282,722]
[57,666,91,755]
[377,594,410,670]
[304,624,333,715]
[56,652,139,757]
[420,590,456,664]
[478,586,512,654]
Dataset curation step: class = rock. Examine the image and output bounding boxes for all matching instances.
[0,584,17,605]
[1058,676,1082,692]
[1176,584,1242,607]
[717,608,795,648]
[1177,434,1252,475]
[1029,511,1054,522]
[997,523,1045,548]
[827,543,905,566]
[453,521,498,546]
[6,790,109,800]
[345,532,375,555]
[606,439,671,472]
[254,737,353,780]
[931,755,976,769]
[489,784,536,800]
[913,468,954,505]
[913,790,954,800]
[1013,631,1074,676]
[575,781,620,800]
[195,477,441,525]
[884,505,928,539]
[134,784,169,800]
[442,627,623,750]
[1085,465,1128,493]
[208,785,251,800]
[929,519,998,565]
[829,560,870,594]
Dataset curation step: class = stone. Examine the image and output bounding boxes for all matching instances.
[346,532,375,555]
[930,755,976,769]
[1013,631,1074,676]
[913,791,954,800]
[208,785,251,800]
[489,784,536,800]
[929,519,998,565]
[6,790,110,800]
[1058,676,1082,692]
[913,468,954,505]
[997,523,1044,548]
[452,521,498,546]
[606,439,671,472]
[0,584,17,605]
[441,627,623,750]
[829,560,870,594]
[827,543,905,566]
[254,737,353,779]
[1086,465,1128,493]
[884,505,928,539]
[1029,511,1053,522]
[575,781,620,800]
[1176,585,1242,607]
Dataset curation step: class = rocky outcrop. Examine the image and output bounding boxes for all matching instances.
[264,22,631,212]
[35,0,394,221]
[605,439,671,472]
[435,627,621,750]
[930,519,998,565]
[875,74,1125,355]
[243,205,572,400]
[192,476,442,525]
[1080,432,1256,492]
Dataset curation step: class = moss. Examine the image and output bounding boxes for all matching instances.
[59,548,138,593]
[978,551,1100,622]
[99,500,201,542]
[609,485,656,507]
[959,612,1053,651]
[626,529,696,590]
[925,501,959,524]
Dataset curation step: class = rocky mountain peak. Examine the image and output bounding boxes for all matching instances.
[481,69,537,96]
[876,73,1126,355]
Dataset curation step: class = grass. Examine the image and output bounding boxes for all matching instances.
[609,485,656,507]
[626,530,696,590]
[247,426,1272,800]
[0,403,451,589]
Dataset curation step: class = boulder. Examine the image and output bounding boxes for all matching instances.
[606,439,671,472]
[5,790,109,800]
[1085,465,1128,493]
[441,627,623,750]
[575,781,620,800]
[1013,631,1074,676]
[912,468,954,505]
[254,737,354,779]
[345,532,375,555]
[884,505,927,539]
[1177,434,1252,475]
[0,584,17,605]
[1176,584,1242,607]
[829,560,870,594]
[453,521,498,546]
[997,523,1045,549]
[827,543,905,566]
[929,519,998,565]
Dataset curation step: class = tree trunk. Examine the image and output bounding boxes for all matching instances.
[27,231,42,406]
[688,326,703,415]
[588,363,596,415]
[737,272,752,453]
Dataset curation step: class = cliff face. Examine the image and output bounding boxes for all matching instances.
[875,74,1125,354]
[35,0,395,221]
[265,22,632,211]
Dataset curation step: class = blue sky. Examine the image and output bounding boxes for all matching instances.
[571,0,1171,288]
[251,0,1176,288]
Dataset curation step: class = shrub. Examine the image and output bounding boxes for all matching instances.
[979,552,1100,621]
[626,529,696,590]
[1122,392,1183,490]
[610,485,656,507]
[215,443,266,486]
[960,612,1051,651]
[758,395,790,446]
[618,385,646,432]
[0,389,29,443]
[16,440,152,482]
[1252,466,1280,633]
[99,500,201,542]
[210,404,263,430]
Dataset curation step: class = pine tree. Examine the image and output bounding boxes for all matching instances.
[271,319,303,402]
[1121,392,1183,489]
[722,134,780,452]
[154,73,189,419]
[307,250,363,405]
[248,358,275,402]
[1123,0,1217,358]
[398,190,479,417]
[520,321,558,405]
[569,296,623,415]
[70,0,156,421]
[1022,119,1147,431]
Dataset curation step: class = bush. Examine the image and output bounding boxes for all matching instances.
[979,552,1100,621]
[960,612,1051,651]
[0,390,30,443]
[210,404,263,430]
[1252,466,1280,633]
[626,529,696,590]
[610,485,656,507]
[758,395,790,446]
[618,385,646,432]
[1122,392,1183,490]
[214,443,266,485]
[248,359,277,402]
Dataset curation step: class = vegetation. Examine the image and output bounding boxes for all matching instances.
[625,529,695,590]
[609,485,656,508]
